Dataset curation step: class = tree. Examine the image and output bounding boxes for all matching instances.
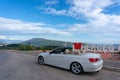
[19,44,35,50]
[19,44,26,50]
[26,45,35,50]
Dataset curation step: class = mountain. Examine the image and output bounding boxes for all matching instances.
[22,38,72,47]
[0,39,23,44]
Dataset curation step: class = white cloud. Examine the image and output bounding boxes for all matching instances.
[37,0,120,43]
[68,0,114,18]
[0,35,15,40]
[0,35,8,39]
[45,0,58,6]
[0,17,46,30]
[0,17,71,37]
[1,0,120,43]
[39,7,67,15]
[67,0,120,42]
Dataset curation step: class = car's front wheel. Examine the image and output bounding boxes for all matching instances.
[38,56,44,65]
[70,62,83,74]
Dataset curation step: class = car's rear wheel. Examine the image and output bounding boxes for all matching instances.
[70,62,83,74]
[38,56,44,65]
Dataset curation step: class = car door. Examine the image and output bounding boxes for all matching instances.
[48,53,72,69]
[45,47,65,67]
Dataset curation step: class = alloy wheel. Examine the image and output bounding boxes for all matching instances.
[71,62,83,74]
[38,56,44,65]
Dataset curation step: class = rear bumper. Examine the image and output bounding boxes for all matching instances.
[83,60,103,72]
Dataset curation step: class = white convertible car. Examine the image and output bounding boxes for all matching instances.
[38,47,103,74]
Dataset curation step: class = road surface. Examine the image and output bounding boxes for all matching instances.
[0,50,120,80]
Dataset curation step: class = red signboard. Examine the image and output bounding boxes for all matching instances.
[73,43,82,50]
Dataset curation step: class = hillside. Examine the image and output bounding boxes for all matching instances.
[22,38,72,47]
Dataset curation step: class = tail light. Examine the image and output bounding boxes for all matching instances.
[89,58,99,63]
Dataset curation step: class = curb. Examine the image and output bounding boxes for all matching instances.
[103,66,120,72]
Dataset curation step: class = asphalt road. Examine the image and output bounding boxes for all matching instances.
[0,51,120,80]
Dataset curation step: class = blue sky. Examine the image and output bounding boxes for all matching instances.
[0,0,120,44]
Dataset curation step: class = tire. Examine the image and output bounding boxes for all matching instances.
[38,56,44,65]
[70,62,83,75]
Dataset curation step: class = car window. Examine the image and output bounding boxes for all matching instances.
[51,47,72,54]
[51,47,64,54]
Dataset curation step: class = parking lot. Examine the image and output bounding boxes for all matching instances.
[0,50,120,80]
